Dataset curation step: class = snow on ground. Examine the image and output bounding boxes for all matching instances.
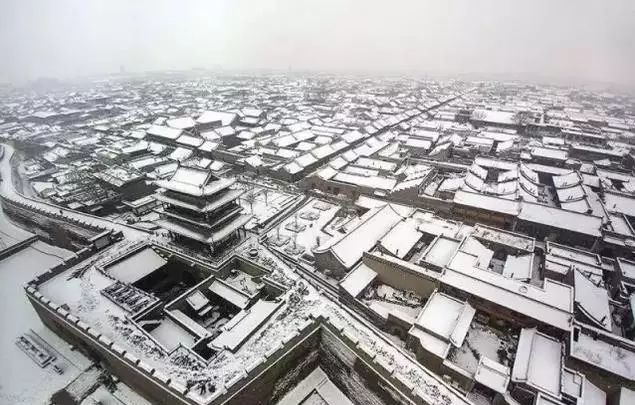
[571,331,635,381]
[0,240,91,405]
[234,184,298,230]
[112,382,153,405]
[224,271,263,296]
[237,237,301,288]
[447,323,514,374]
[150,318,196,351]
[266,198,340,256]
[361,283,423,321]
[0,212,33,248]
[80,381,154,405]
[366,299,422,320]
[39,263,181,375]
[79,385,116,405]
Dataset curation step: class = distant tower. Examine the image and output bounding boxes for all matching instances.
[119,65,126,74]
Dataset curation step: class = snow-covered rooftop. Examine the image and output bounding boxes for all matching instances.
[314,204,408,270]
[445,251,573,331]
[155,166,234,197]
[413,291,475,346]
[104,247,167,284]
[147,125,183,140]
[379,217,422,259]
[574,270,613,331]
[512,328,563,398]
[339,262,377,299]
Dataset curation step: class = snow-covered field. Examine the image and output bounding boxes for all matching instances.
[0,240,92,404]
[266,198,341,256]
[448,323,515,374]
[0,212,33,249]
[234,184,299,230]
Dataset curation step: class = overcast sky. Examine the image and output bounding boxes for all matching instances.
[1,0,634,86]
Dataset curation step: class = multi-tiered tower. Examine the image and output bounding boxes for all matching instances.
[153,165,250,253]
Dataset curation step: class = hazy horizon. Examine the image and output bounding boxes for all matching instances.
[2,0,634,87]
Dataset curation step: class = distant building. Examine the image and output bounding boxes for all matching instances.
[470,109,519,130]
[196,111,238,131]
[145,125,183,146]
[93,165,154,201]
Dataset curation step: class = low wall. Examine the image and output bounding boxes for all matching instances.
[27,246,95,287]
[27,292,196,405]
[26,278,320,405]
[362,252,440,299]
[220,315,447,405]
[0,234,39,260]
[217,324,322,404]
[1,195,120,250]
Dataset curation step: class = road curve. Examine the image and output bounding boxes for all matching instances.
[0,144,147,241]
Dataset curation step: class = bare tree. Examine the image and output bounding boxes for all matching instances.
[472,110,488,121]
[513,111,531,127]
[242,189,257,214]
